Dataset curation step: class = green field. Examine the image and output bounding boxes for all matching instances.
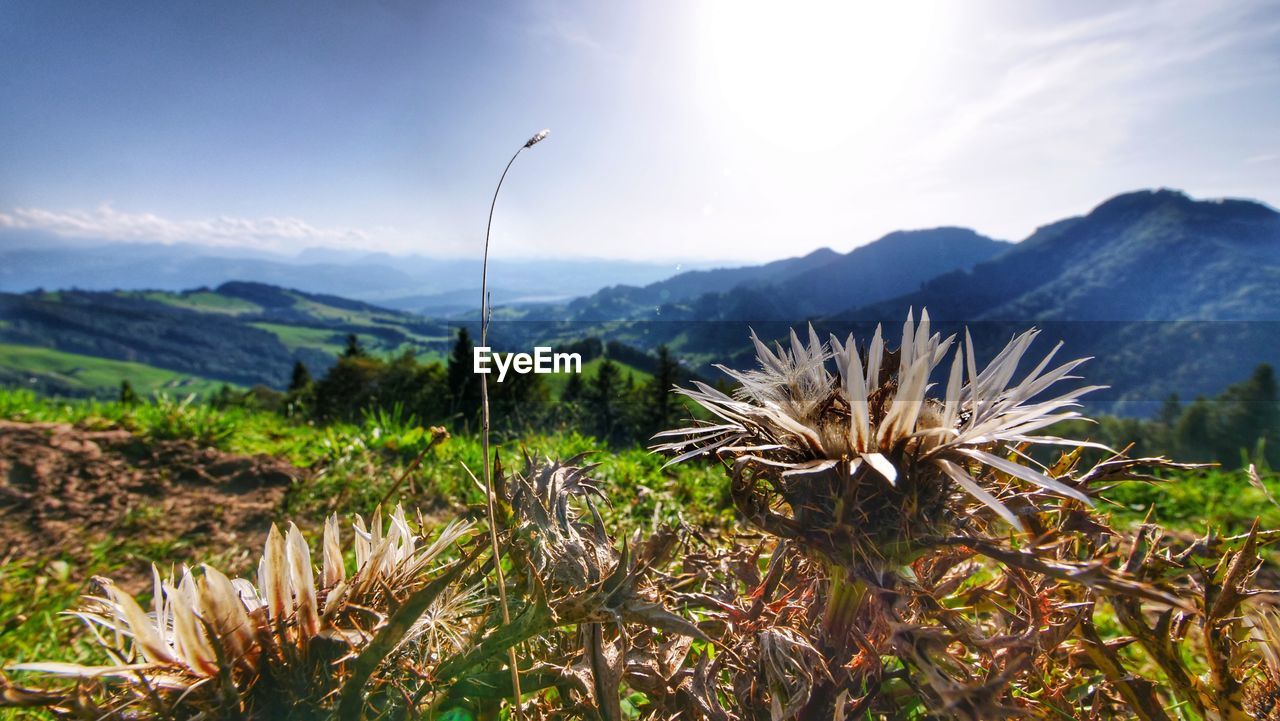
[0,344,230,397]
[251,322,355,354]
[138,290,262,315]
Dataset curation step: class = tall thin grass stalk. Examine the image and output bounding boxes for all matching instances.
[479,128,549,713]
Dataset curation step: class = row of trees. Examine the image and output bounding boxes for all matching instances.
[273,330,694,447]
[1058,364,1279,468]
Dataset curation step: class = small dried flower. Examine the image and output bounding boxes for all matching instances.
[524,128,550,148]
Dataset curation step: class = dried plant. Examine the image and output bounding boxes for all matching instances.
[4,506,480,718]
[655,309,1100,555]
[653,311,1280,718]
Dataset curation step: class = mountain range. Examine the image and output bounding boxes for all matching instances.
[490,189,1280,414]
[0,188,1276,415]
[833,189,1280,412]
[537,227,1011,321]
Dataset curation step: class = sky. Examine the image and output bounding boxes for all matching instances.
[1,0,1278,262]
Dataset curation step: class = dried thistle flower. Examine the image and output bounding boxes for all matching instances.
[7,506,479,718]
[655,309,1104,572]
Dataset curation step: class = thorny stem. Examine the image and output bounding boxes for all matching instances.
[820,567,869,658]
[480,144,528,713]
[806,568,869,717]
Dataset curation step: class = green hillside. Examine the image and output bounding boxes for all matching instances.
[0,283,664,403]
[138,290,261,315]
[0,282,457,394]
[0,343,229,396]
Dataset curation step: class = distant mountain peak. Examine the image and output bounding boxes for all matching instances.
[1088,187,1277,222]
[803,247,841,260]
[876,226,988,239]
[864,226,1001,251]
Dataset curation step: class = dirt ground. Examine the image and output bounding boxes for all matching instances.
[0,420,303,592]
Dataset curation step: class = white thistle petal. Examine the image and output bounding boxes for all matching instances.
[862,452,899,486]
[105,583,178,666]
[287,522,320,638]
[935,459,1024,531]
[900,308,916,376]
[262,524,291,623]
[200,564,255,663]
[323,513,345,587]
[942,343,964,430]
[866,324,884,392]
[958,447,1092,505]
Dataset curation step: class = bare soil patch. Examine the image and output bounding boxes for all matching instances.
[0,420,302,592]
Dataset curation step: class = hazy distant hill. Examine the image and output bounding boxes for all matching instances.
[477,189,1280,415]
[824,190,1280,412]
[536,228,1008,322]
[0,234,699,312]
[492,227,1010,363]
[841,190,1280,322]
[584,246,845,310]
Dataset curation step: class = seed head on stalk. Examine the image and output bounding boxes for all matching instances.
[478,127,550,714]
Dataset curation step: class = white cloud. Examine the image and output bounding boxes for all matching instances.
[0,203,373,250]
[524,0,604,52]
[1246,153,1280,165]
[913,3,1273,166]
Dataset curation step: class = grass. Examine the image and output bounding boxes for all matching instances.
[1105,465,1280,534]
[0,344,230,397]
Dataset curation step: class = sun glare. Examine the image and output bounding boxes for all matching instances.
[699,1,943,153]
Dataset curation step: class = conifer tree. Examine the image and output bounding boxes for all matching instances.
[119,379,138,406]
[640,345,682,439]
[588,358,625,445]
[446,327,480,426]
[562,372,584,404]
[341,333,367,359]
[288,361,312,393]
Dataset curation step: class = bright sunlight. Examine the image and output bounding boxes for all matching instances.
[698,0,947,153]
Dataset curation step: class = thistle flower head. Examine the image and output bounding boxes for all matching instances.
[9,506,479,715]
[500,454,706,638]
[655,309,1105,565]
[524,128,550,148]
